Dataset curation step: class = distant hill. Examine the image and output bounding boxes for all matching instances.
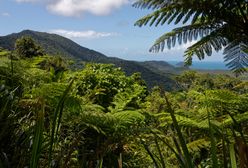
[142,61,188,75]
[0,30,182,90]
[0,30,108,62]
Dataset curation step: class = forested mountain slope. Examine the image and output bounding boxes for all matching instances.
[0,30,182,89]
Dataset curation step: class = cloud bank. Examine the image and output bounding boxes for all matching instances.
[16,0,129,17]
[50,29,118,39]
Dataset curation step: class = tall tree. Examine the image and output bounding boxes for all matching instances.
[15,36,44,58]
[134,0,248,74]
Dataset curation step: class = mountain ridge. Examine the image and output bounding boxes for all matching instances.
[0,30,181,90]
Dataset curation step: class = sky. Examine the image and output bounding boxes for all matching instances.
[0,0,224,62]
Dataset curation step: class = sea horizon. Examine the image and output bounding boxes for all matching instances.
[168,61,228,70]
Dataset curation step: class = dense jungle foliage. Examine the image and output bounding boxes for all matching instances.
[0,37,248,168]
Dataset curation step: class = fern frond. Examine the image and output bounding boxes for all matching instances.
[134,0,248,73]
[184,31,228,65]
[134,1,196,27]
[79,110,115,134]
[110,84,146,112]
[112,110,145,129]
[134,9,165,27]
[203,90,248,114]
[187,139,210,154]
[133,0,170,10]
[134,0,229,27]
[31,83,68,104]
[149,22,221,53]
[160,114,209,129]
[224,40,248,74]
[221,111,248,128]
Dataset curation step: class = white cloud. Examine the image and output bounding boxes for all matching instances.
[1,12,10,17]
[16,0,130,17]
[49,29,118,39]
[48,0,129,16]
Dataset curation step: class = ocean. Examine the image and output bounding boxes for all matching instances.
[168,61,228,70]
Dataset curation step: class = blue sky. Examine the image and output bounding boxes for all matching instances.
[0,0,224,62]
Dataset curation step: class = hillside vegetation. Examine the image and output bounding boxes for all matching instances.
[0,37,248,167]
[0,30,184,90]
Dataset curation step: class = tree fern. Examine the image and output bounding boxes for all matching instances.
[109,84,146,113]
[112,110,145,130]
[134,0,248,73]
[187,139,210,154]
[224,40,248,74]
